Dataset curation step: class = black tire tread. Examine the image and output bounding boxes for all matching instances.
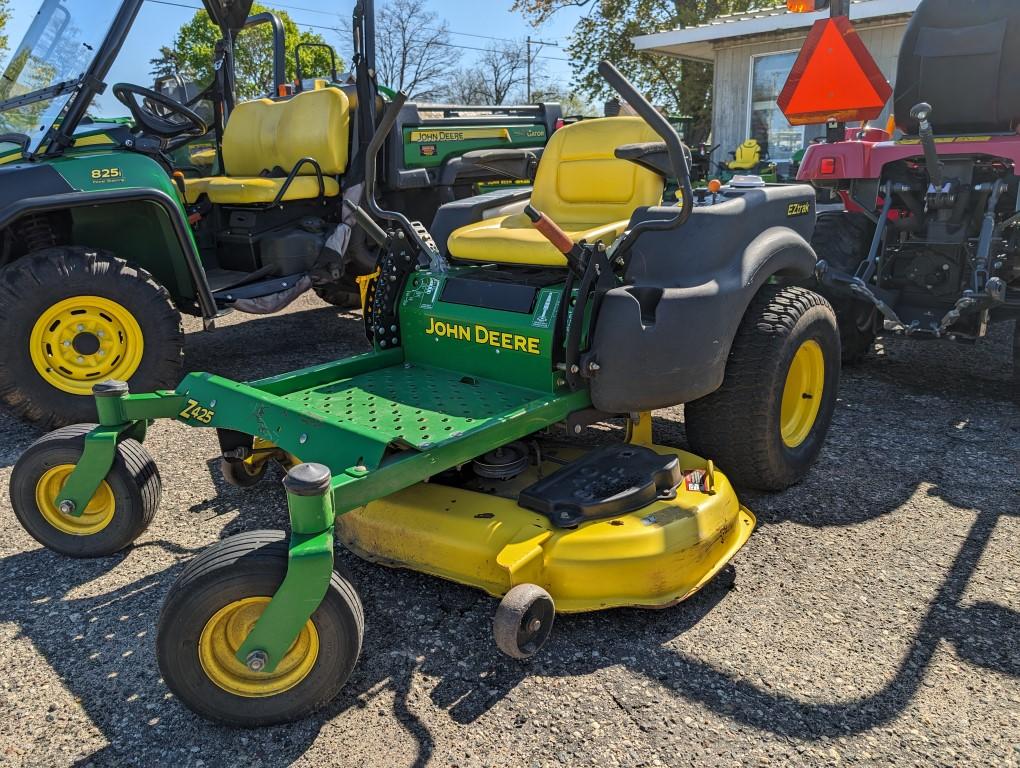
[312,280,361,309]
[158,530,363,725]
[0,247,184,428]
[11,423,161,556]
[685,285,838,491]
[810,211,878,365]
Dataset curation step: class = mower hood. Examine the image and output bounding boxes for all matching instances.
[202,0,256,35]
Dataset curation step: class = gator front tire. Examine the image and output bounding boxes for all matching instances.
[0,247,184,428]
[810,212,878,365]
[157,530,364,727]
[10,423,161,556]
[684,286,840,491]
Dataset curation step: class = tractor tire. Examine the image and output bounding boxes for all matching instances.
[157,530,363,726]
[10,423,161,557]
[684,285,840,491]
[312,280,361,310]
[0,247,184,429]
[810,211,879,365]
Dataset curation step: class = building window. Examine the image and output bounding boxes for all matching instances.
[749,51,805,163]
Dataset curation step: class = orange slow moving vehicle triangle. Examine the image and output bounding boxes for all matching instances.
[778,16,893,125]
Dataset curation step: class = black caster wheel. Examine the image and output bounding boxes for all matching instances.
[10,423,161,556]
[219,457,268,488]
[493,583,555,660]
[157,530,363,726]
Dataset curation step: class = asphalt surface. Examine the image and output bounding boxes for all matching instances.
[0,293,1017,768]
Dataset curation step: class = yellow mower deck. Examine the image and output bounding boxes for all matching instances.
[338,442,754,613]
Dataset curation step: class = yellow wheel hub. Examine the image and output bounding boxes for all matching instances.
[30,296,144,395]
[35,464,115,536]
[199,597,318,697]
[780,339,825,448]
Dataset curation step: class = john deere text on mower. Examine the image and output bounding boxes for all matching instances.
[0,0,560,429]
[10,62,841,725]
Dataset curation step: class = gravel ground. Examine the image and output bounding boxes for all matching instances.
[0,293,1017,768]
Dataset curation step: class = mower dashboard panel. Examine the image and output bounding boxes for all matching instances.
[440,277,539,314]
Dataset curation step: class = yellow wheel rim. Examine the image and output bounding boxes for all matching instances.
[780,340,825,448]
[35,464,115,535]
[199,597,319,698]
[29,296,144,395]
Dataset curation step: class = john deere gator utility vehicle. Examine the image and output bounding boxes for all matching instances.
[11,59,842,724]
[0,0,560,429]
[791,0,1020,378]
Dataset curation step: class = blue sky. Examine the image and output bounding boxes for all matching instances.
[5,0,588,114]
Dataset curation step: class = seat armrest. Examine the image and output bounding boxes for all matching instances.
[615,142,690,179]
[430,187,533,257]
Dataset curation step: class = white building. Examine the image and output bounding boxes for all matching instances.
[633,0,919,173]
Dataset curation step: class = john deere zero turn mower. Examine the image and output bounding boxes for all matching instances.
[10,63,841,725]
[0,0,559,429]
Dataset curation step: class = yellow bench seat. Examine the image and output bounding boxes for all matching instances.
[183,175,340,205]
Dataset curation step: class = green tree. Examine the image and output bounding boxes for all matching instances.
[0,0,10,62]
[150,3,340,101]
[513,0,759,141]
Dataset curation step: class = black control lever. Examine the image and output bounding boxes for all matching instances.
[910,102,944,192]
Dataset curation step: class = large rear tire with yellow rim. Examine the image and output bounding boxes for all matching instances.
[157,530,363,727]
[0,247,184,429]
[10,423,161,556]
[684,285,840,491]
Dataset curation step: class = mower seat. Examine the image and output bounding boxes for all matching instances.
[446,117,663,267]
[726,139,761,171]
[183,88,349,205]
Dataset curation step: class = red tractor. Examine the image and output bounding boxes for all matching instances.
[793,0,1020,382]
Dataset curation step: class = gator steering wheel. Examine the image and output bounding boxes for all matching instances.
[113,83,209,142]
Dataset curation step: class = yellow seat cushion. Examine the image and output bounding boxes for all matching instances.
[727,139,761,170]
[448,213,632,266]
[447,117,664,267]
[183,175,340,205]
[185,88,350,205]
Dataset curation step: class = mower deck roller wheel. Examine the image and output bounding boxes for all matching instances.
[493,584,555,659]
[9,423,161,556]
[157,530,363,727]
[0,247,184,429]
[685,285,840,491]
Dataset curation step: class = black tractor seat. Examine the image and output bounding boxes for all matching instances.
[894,0,1020,136]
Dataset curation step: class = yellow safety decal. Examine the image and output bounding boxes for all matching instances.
[179,399,215,423]
[410,128,511,143]
[424,318,540,355]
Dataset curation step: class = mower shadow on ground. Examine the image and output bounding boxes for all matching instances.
[0,427,1015,765]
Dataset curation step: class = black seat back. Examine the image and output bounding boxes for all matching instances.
[894,0,1020,136]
